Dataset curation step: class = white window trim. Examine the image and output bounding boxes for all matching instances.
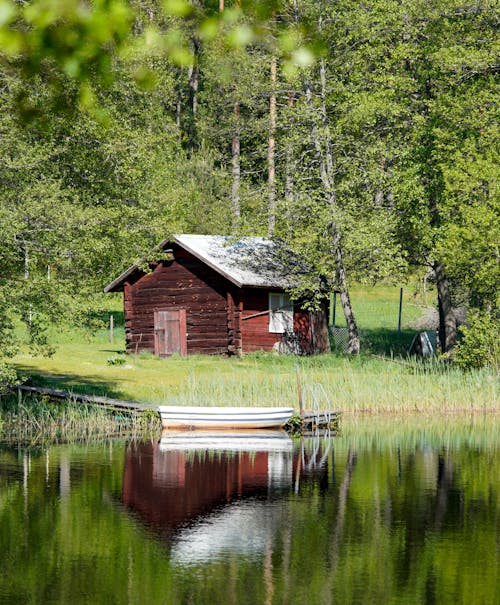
[269,292,293,333]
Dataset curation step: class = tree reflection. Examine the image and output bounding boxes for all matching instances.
[0,418,497,604]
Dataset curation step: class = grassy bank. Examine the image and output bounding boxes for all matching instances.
[12,345,498,414]
[9,284,498,415]
[0,391,160,445]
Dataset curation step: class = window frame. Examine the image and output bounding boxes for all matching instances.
[268,292,293,333]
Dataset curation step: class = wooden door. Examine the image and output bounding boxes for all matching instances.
[154,309,187,357]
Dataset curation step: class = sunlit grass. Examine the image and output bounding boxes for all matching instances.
[12,338,498,413]
[341,284,425,330]
[10,283,498,414]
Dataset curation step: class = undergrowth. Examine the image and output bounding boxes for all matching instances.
[0,393,161,446]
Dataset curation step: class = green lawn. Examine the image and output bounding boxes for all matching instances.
[10,284,498,414]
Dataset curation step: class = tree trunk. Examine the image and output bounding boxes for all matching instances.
[231,99,241,232]
[309,300,330,354]
[187,37,200,150]
[305,78,360,354]
[175,69,182,142]
[433,260,457,353]
[220,0,240,232]
[334,234,360,354]
[23,243,29,280]
[285,93,295,211]
[268,56,277,236]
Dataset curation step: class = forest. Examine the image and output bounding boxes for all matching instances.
[0,0,498,382]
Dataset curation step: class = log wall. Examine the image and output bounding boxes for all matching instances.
[124,249,229,355]
[121,246,315,356]
[240,289,310,353]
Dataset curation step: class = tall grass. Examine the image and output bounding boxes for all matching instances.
[0,393,160,446]
[162,354,498,413]
[13,347,498,414]
[11,282,498,415]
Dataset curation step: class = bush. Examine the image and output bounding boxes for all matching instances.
[454,311,499,370]
[0,362,20,394]
[107,355,127,366]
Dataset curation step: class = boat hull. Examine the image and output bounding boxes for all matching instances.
[158,405,294,430]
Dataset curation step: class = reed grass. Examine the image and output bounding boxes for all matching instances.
[10,283,498,416]
[0,392,160,446]
[12,346,498,414]
[166,356,498,413]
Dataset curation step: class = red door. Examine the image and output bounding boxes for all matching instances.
[154,309,187,357]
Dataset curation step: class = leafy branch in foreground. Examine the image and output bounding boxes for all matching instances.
[0,0,316,119]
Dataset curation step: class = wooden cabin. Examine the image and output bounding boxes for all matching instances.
[104,235,329,356]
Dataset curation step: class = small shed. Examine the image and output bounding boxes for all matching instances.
[104,235,329,356]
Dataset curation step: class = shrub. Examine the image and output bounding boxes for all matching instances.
[0,362,20,394]
[454,311,499,370]
[107,355,127,366]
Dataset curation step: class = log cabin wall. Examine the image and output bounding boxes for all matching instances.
[241,289,279,352]
[226,287,243,356]
[240,289,310,353]
[123,248,230,355]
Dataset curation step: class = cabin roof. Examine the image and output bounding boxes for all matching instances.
[104,234,301,292]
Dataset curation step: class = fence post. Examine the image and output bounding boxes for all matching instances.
[109,314,114,343]
[296,364,304,424]
[397,287,403,336]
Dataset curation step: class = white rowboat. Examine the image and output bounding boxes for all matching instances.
[158,405,294,430]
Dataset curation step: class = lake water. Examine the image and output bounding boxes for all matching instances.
[0,416,498,605]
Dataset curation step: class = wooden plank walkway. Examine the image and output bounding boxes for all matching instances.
[17,385,340,429]
[17,385,157,413]
[302,410,340,429]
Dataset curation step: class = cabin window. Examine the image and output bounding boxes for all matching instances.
[269,293,293,333]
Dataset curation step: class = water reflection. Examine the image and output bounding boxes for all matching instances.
[1,416,497,605]
[122,431,334,565]
[122,430,301,558]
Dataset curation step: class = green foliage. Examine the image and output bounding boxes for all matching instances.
[0,0,315,119]
[390,0,499,315]
[0,289,17,359]
[454,311,500,370]
[0,362,19,394]
[106,355,127,366]
[0,0,497,361]
[284,413,303,434]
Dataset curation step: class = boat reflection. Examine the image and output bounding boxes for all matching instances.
[122,430,330,564]
[158,428,294,452]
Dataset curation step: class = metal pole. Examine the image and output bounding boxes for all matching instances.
[397,287,403,336]
[110,314,114,343]
[332,292,337,328]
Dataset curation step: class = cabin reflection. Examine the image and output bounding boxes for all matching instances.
[122,431,295,542]
[122,431,333,563]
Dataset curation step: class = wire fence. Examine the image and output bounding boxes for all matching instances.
[330,287,428,355]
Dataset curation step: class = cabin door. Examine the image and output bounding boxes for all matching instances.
[154,309,187,357]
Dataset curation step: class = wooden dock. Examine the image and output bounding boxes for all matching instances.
[302,410,340,429]
[17,385,157,414]
[17,385,340,430]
